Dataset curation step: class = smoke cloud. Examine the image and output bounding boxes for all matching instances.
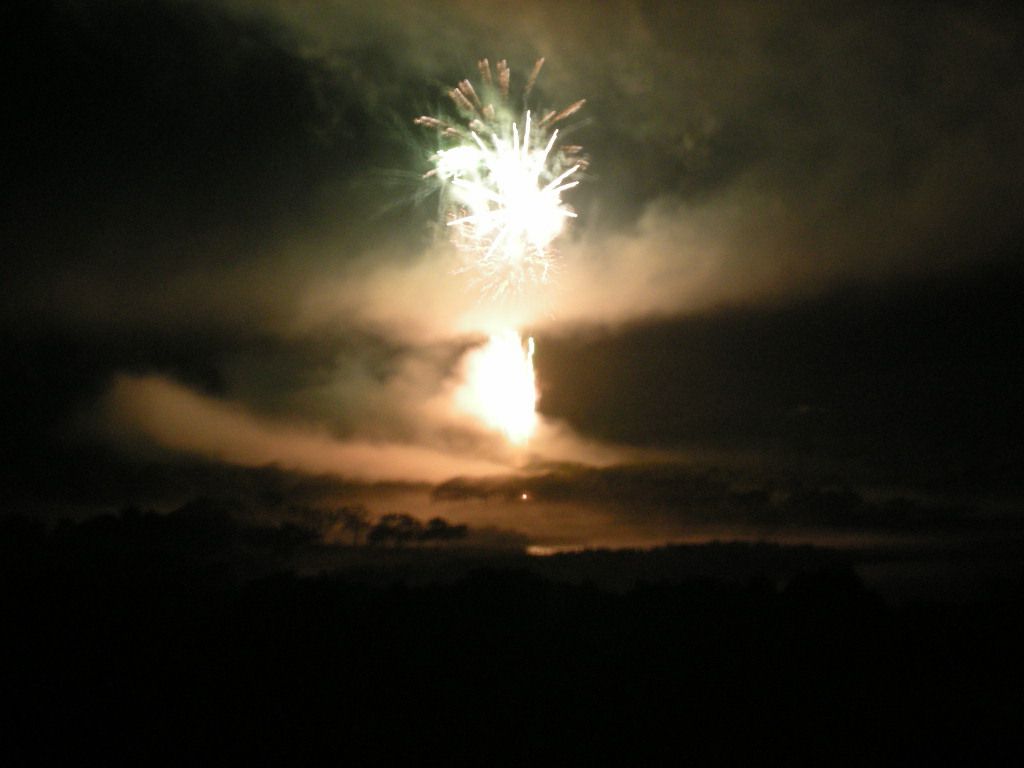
[104,373,510,482]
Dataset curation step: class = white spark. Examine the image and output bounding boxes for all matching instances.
[417,59,586,300]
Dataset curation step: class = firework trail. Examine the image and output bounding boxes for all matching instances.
[417,59,585,445]
[416,58,587,300]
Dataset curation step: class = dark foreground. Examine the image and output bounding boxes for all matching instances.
[2,513,1022,765]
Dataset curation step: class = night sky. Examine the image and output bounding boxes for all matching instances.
[5,0,1023,547]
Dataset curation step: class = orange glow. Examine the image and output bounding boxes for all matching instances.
[456,331,538,444]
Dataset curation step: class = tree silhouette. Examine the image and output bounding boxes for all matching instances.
[420,517,468,544]
[335,505,372,546]
[368,513,423,547]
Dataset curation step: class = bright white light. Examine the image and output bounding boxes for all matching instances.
[455,331,538,444]
[438,113,579,298]
[417,59,586,299]
[416,60,583,446]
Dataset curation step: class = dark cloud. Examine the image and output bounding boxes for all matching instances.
[537,262,1024,496]
[4,0,437,335]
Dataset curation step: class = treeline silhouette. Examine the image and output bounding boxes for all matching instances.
[273,502,468,547]
[1,510,1022,764]
[434,465,988,533]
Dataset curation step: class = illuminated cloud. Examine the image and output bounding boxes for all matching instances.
[104,373,511,482]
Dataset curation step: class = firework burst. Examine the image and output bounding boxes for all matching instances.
[417,58,587,300]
